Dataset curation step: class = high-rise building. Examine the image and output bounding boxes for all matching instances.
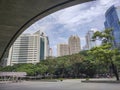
[34,31,49,60]
[7,30,49,66]
[57,35,81,57]
[85,30,96,50]
[104,5,120,49]
[57,43,69,57]
[49,48,53,57]
[68,35,81,55]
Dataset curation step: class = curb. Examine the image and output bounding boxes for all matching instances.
[81,80,120,83]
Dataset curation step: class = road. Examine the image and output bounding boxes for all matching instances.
[0,79,120,90]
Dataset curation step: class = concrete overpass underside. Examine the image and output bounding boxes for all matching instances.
[0,0,93,63]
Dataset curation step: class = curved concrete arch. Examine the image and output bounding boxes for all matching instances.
[0,0,93,62]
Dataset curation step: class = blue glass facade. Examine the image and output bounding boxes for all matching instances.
[40,38,45,60]
[104,6,120,49]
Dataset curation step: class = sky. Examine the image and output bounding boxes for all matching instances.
[23,0,120,56]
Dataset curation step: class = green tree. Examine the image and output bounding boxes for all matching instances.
[80,50,99,77]
[15,63,36,76]
[89,28,119,80]
[0,65,14,72]
[35,63,48,75]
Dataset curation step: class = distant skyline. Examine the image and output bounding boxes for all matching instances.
[23,0,120,56]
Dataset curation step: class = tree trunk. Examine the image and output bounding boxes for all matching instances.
[111,61,119,81]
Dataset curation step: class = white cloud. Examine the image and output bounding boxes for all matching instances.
[41,0,119,33]
[58,37,67,43]
[91,28,99,32]
[98,0,119,6]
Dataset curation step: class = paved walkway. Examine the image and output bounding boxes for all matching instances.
[0,79,120,90]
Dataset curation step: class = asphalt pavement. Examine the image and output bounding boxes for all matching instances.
[0,79,120,90]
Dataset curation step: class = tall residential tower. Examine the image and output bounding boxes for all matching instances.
[57,35,81,57]
[7,30,49,66]
[85,30,96,50]
[57,43,69,57]
[68,35,81,55]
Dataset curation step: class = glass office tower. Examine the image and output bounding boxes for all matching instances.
[104,6,120,49]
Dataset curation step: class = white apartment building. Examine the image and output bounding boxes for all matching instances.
[7,30,49,66]
[85,30,96,50]
[57,43,69,57]
[49,48,53,57]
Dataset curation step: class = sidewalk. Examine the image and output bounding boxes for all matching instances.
[0,81,12,84]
